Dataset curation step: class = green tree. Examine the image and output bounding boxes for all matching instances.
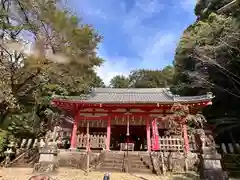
[110,75,130,88]
[173,13,240,138]
[195,0,239,19]
[129,67,174,88]
[109,67,175,89]
[90,74,105,88]
[0,0,104,136]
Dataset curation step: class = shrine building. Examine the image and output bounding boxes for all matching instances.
[51,88,214,153]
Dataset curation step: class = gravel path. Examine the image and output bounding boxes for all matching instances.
[0,168,199,180]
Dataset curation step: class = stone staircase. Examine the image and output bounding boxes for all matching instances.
[95,151,124,172]
[95,151,153,174]
[222,154,240,178]
[127,152,153,174]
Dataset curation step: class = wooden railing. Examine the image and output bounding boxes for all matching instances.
[77,134,106,149]
[153,134,198,152]
[157,136,184,151]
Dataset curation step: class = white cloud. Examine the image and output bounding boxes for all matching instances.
[135,0,165,14]
[96,33,178,85]
[122,0,164,34]
[95,45,132,85]
[75,0,180,84]
[70,0,113,21]
[140,33,178,68]
[96,59,130,86]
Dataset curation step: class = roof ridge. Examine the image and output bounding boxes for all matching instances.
[91,87,170,94]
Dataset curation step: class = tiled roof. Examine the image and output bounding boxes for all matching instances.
[53,88,214,104]
[87,88,173,103]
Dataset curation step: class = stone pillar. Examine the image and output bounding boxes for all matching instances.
[70,111,79,149]
[146,118,151,152]
[198,129,228,180]
[106,117,111,151]
[182,124,190,153]
[34,143,58,173]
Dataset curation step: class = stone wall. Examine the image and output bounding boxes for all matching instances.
[151,152,199,174]
[58,151,100,169]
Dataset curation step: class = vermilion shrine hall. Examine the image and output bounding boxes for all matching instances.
[51,88,214,152]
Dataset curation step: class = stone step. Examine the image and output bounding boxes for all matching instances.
[104,156,123,159]
[95,152,153,174]
[129,168,152,174]
[223,156,240,160]
[130,161,145,165]
[103,159,123,163]
[101,162,123,167]
[129,158,142,163]
[127,154,140,157]
[227,170,240,178]
[104,156,124,159]
[223,157,240,162]
[106,153,124,155]
[106,153,124,156]
[105,154,124,156]
[131,164,150,169]
[224,163,240,168]
[129,157,141,161]
[96,166,123,172]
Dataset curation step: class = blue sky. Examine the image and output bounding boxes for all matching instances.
[67,0,196,85]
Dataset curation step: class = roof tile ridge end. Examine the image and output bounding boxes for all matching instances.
[163,89,179,101]
[89,88,97,97]
[206,92,215,99]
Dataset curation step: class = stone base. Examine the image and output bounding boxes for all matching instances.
[199,151,229,180]
[201,169,229,180]
[33,162,58,173]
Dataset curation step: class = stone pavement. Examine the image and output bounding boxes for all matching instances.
[0,168,200,180]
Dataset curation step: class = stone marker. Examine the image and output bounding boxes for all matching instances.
[34,141,58,173]
[198,130,229,180]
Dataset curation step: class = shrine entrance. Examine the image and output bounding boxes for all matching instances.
[111,125,146,151]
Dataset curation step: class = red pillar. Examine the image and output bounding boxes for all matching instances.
[183,124,190,153]
[152,118,160,151]
[146,118,151,152]
[70,111,79,149]
[106,117,111,151]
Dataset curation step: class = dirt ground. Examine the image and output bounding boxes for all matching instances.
[0,168,200,180]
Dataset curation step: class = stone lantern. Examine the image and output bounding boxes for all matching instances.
[4,141,15,167]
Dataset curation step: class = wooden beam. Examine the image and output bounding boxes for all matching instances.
[52,100,212,110]
[77,114,156,120]
[79,111,169,115]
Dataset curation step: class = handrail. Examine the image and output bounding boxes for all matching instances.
[123,152,128,172]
